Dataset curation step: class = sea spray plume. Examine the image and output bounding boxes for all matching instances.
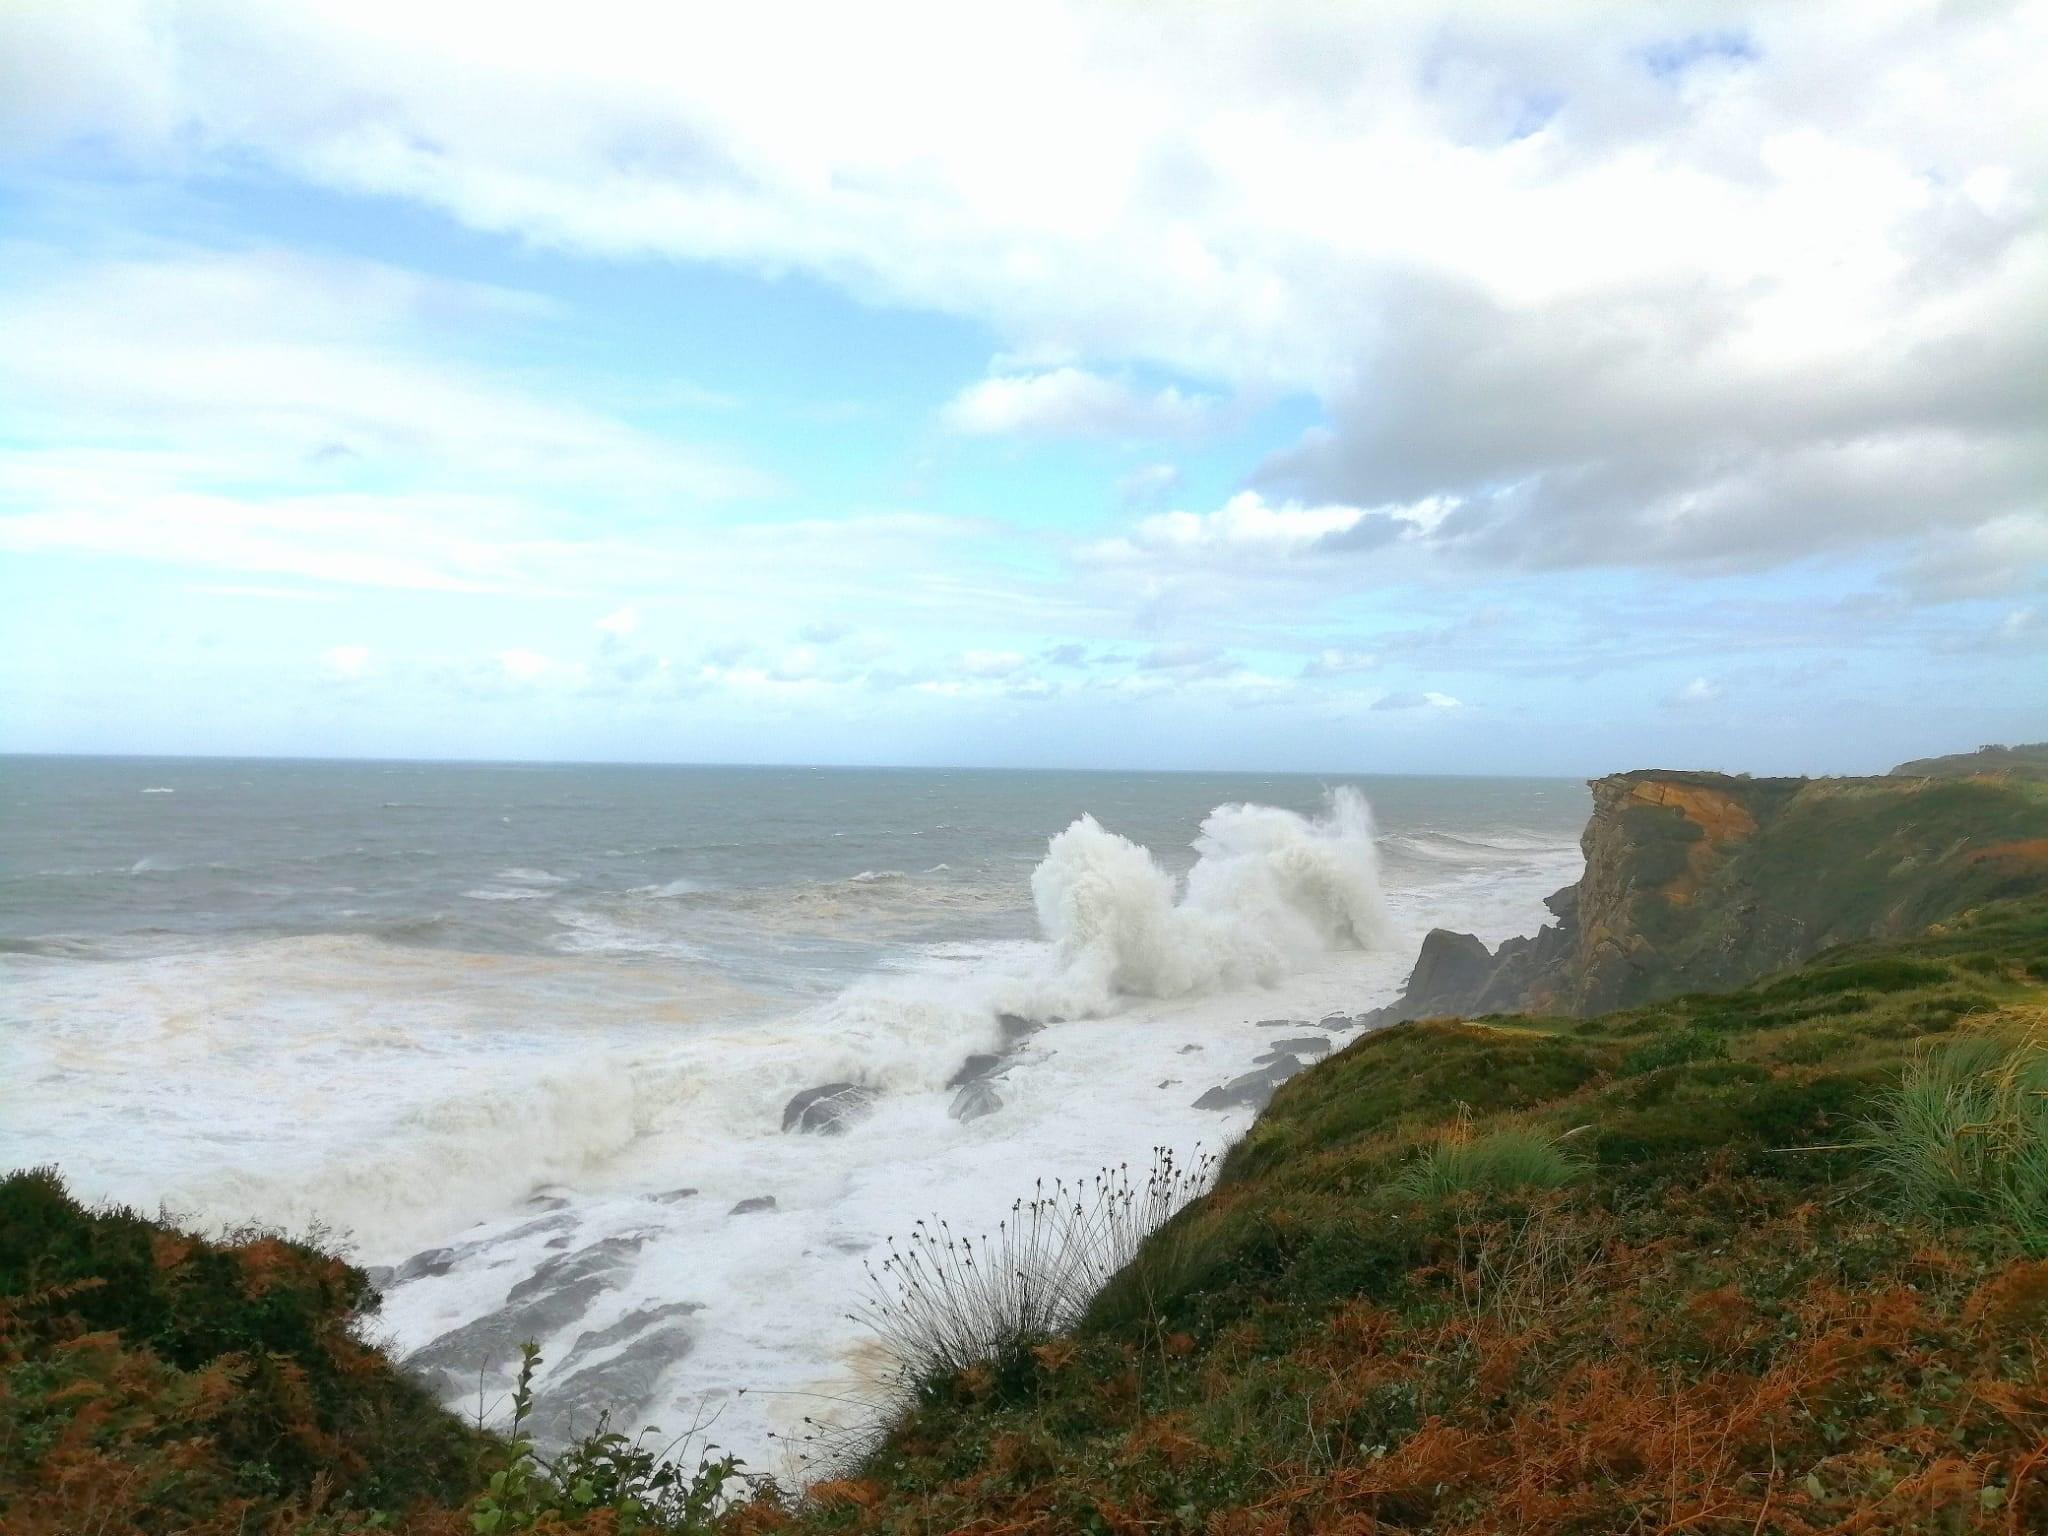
[1024,786,1391,1014]
[850,1147,1216,1398]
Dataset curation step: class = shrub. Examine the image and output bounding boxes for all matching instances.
[1619,1026,1728,1075]
[468,1342,743,1535]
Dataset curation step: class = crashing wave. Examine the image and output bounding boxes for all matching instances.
[1018,786,1391,1017]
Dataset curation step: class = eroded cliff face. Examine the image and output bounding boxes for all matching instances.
[1368,766,2048,1023]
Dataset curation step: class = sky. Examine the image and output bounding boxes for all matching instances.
[0,1,2042,775]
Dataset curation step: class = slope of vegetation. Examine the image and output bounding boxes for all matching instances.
[760,897,2048,1534]
[0,1172,744,1534]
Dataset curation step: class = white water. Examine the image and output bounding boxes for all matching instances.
[1,780,1582,1474]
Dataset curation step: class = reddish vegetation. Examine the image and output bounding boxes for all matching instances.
[1969,839,2048,867]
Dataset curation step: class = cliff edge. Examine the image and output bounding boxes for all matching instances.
[1369,762,2048,1022]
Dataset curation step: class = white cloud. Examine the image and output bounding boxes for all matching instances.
[1302,648,1379,677]
[6,3,2037,580]
[0,248,765,505]
[959,649,1028,678]
[1083,491,1443,569]
[1668,676,1725,707]
[321,644,371,678]
[595,604,641,637]
[942,368,1214,439]
[1117,462,1182,509]
[496,648,572,683]
[1372,690,1463,712]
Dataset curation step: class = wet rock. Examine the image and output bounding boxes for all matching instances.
[1318,1013,1352,1030]
[1192,1058,1302,1112]
[948,1080,1003,1123]
[729,1195,777,1215]
[647,1187,699,1204]
[782,1082,877,1135]
[1261,1035,1332,1059]
[526,1302,703,1445]
[1178,1044,1201,1054]
[997,1012,1044,1043]
[947,1053,1003,1088]
[526,1194,570,1212]
[544,1235,571,1249]
[1255,1017,1309,1028]
[405,1236,645,1396]
[362,1264,394,1292]
[394,1246,458,1283]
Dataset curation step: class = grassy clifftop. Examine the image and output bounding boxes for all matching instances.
[768,898,2048,1534]
[1378,767,2048,1023]
[1892,742,2048,781]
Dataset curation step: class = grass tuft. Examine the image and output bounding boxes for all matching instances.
[1860,1023,2048,1251]
[853,1147,1215,1389]
[1391,1122,1588,1202]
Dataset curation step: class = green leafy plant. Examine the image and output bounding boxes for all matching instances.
[467,1341,743,1535]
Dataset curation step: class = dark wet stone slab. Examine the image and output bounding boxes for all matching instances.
[404,1236,646,1396]
[949,1080,1003,1122]
[782,1082,876,1134]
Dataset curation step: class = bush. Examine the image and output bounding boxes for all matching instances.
[469,1342,743,1535]
[1620,1026,1728,1075]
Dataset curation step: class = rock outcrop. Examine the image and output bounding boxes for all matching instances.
[1365,765,2048,1023]
[781,1082,876,1135]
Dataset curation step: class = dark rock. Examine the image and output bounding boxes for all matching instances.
[948,1080,1003,1123]
[1261,1035,1331,1058]
[781,1082,877,1135]
[394,1246,458,1283]
[1178,1044,1201,1054]
[1318,1012,1352,1029]
[405,1236,645,1396]
[362,1264,394,1292]
[729,1195,777,1215]
[526,1194,570,1211]
[997,1012,1044,1043]
[1356,927,1510,1030]
[503,1236,646,1307]
[647,1187,699,1204]
[1193,1058,1302,1112]
[947,1053,1003,1088]
[544,1235,571,1249]
[1255,1017,1308,1028]
[1409,929,1495,1008]
[525,1302,703,1445]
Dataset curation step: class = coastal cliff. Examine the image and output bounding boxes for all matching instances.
[1369,753,2048,1023]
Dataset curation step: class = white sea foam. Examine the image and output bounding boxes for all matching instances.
[3,784,1583,1473]
[1019,787,1389,1016]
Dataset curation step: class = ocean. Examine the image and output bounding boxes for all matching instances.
[0,755,1586,1469]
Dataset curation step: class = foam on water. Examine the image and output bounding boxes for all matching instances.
[0,766,1585,1473]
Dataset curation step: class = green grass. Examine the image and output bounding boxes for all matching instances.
[1389,1126,1588,1201]
[1860,1027,2048,1252]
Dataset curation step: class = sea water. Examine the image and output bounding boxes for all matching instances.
[0,757,1586,1471]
